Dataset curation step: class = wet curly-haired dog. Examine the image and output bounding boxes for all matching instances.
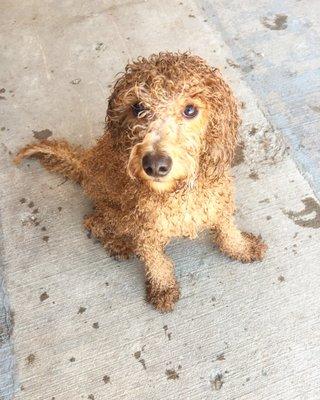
[15,52,267,312]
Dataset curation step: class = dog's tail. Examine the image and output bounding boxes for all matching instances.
[14,139,86,183]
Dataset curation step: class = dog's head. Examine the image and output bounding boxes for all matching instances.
[106,52,239,192]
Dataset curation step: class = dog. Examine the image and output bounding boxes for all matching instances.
[15,52,267,312]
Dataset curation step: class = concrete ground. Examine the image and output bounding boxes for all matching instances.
[1,1,320,399]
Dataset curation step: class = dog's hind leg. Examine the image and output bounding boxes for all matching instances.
[14,139,86,183]
[137,237,180,312]
[84,213,134,260]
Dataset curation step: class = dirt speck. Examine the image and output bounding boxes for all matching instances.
[103,375,110,384]
[249,126,258,136]
[88,395,94,400]
[95,42,104,51]
[134,351,141,359]
[26,354,35,365]
[210,372,223,390]
[32,208,39,214]
[28,201,34,208]
[216,353,225,361]
[1,127,5,131]
[20,198,26,204]
[41,226,47,231]
[262,14,288,30]
[232,142,245,167]
[283,197,320,229]
[71,78,81,85]
[92,322,99,329]
[166,369,179,380]
[266,215,272,220]
[249,171,259,180]
[226,58,240,68]
[32,129,53,140]
[163,324,172,340]
[259,198,270,204]
[42,235,49,242]
[40,292,49,302]
[188,14,195,18]
[69,357,75,362]
[58,206,62,212]
[78,306,86,314]
[278,275,285,282]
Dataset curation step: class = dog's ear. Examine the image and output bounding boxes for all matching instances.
[199,68,240,180]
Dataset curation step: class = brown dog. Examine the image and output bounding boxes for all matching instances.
[15,52,267,312]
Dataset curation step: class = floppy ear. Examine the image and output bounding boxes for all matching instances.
[199,68,240,181]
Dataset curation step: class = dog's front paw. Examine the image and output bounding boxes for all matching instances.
[238,232,267,263]
[146,281,180,312]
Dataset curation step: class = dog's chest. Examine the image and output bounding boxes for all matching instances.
[158,189,217,238]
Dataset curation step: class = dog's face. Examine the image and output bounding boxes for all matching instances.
[107,53,239,192]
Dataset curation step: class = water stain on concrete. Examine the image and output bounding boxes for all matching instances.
[40,292,49,302]
[32,129,53,140]
[165,369,179,380]
[26,354,35,365]
[249,171,259,180]
[210,372,223,390]
[262,14,288,30]
[283,197,320,229]
[232,142,245,167]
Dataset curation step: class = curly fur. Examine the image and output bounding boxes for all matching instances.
[15,52,267,312]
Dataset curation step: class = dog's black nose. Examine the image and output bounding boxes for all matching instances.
[142,152,172,178]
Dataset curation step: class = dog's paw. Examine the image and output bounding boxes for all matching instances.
[237,232,268,263]
[146,281,180,312]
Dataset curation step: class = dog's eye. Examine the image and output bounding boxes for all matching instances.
[131,102,145,117]
[183,104,198,119]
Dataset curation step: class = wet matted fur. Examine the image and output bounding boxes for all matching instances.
[15,52,267,312]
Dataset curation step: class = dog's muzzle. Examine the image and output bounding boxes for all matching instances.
[142,152,172,178]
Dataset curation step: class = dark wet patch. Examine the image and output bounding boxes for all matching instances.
[216,353,225,361]
[210,373,223,390]
[249,126,258,136]
[69,357,75,362]
[40,292,49,302]
[95,42,104,51]
[262,14,288,30]
[226,58,240,68]
[42,236,49,242]
[309,105,320,113]
[32,129,53,140]
[78,306,86,314]
[283,197,320,229]
[163,324,172,340]
[278,275,285,282]
[166,369,179,380]
[26,354,35,365]
[232,142,245,167]
[103,375,110,384]
[249,171,259,180]
[70,78,81,85]
[134,348,147,370]
[92,322,99,329]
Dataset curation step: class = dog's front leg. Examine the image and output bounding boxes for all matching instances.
[137,238,180,312]
[213,213,267,263]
